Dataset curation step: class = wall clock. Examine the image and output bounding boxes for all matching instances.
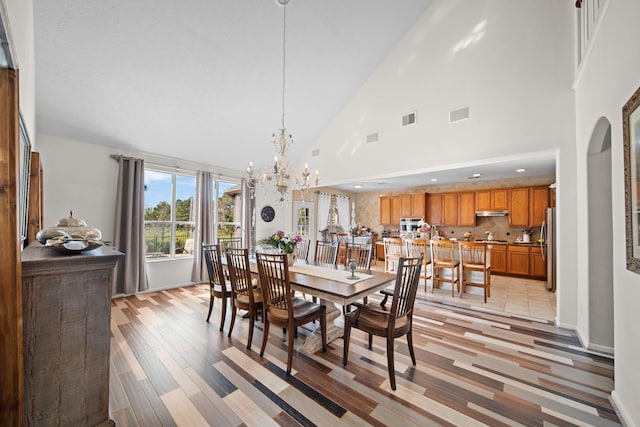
[260,205,275,222]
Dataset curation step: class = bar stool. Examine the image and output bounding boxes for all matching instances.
[430,240,460,297]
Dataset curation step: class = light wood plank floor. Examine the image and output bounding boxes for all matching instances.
[109,285,620,426]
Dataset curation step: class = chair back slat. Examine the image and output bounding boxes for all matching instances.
[202,243,226,287]
[383,237,403,256]
[314,241,339,267]
[294,239,310,262]
[390,256,423,320]
[256,253,292,311]
[225,247,252,297]
[347,243,373,271]
[218,237,242,251]
[431,240,457,264]
[459,241,490,266]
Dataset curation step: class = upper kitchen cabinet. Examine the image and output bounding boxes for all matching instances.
[442,192,459,226]
[458,192,476,226]
[530,187,549,227]
[508,188,530,226]
[411,193,426,219]
[426,193,443,225]
[400,195,412,218]
[380,196,391,225]
[475,189,507,210]
[391,196,402,226]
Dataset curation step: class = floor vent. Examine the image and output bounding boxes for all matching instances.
[449,107,470,123]
[402,111,417,126]
[366,132,379,144]
[311,148,320,157]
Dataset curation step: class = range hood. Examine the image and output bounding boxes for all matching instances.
[475,209,508,217]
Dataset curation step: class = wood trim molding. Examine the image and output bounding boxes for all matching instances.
[27,151,43,244]
[0,67,24,425]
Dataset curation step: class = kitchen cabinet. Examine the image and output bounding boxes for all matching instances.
[442,192,459,226]
[427,193,443,225]
[391,196,401,226]
[401,194,412,218]
[507,245,530,276]
[509,188,530,226]
[489,244,507,273]
[411,193,426,219]
[475,189,507,210]
[530,246,546,278]
[458,192,476,226]
[379,196,391,225]
[530,187,549,227]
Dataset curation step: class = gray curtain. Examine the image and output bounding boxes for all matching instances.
[192,171,214,282]
[114,156,148,294]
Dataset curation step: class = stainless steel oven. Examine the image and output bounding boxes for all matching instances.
[400,218,421,232]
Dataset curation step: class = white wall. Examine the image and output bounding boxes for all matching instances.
[305,0,578,327]
[573,0,640,424]
[2,0,36,140]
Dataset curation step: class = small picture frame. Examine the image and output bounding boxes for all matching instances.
[622,85,640,273]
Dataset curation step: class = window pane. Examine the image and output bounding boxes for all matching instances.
[217,181,237,223]
[176,222,195,256]
[145,170,172,221]
[176,175,196,222]
[145,221,172,257]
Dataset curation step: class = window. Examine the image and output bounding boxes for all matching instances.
[144,169,196,259]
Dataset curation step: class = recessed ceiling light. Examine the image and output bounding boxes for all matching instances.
[430,178,438,182]
[472,173,481,178]
[516,168,527,173]
[353,184,364,189]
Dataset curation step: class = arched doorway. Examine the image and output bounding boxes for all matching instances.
[587,116,614,353]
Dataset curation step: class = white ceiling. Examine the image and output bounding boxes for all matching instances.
[33,0,556,190]
[34,0,433,171]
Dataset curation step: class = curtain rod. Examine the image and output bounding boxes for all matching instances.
[109,153,242,181]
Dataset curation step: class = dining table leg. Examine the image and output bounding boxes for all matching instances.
[300,300,343,354]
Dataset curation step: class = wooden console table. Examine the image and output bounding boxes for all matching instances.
[21,242,123,426]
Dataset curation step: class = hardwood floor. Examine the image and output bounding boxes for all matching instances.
[109,285,620,426]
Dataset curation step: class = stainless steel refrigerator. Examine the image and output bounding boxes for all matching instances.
[540,207,556,291]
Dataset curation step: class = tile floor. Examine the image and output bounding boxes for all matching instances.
[371,261,557,322]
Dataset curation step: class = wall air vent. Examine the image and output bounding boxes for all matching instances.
[366,132,379,144]
[449,107,470,123]
[402,111,417,126]
[311,149,320,157]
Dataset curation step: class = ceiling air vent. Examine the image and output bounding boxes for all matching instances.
[449,107,469,123]
[366,132,379,144]
[311,149,320,157]
[402,111,417,127]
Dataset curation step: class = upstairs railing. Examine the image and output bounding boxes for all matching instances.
[575,0,610,67]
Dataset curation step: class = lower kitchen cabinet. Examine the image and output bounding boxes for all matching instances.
[507,245,530,276]
[489,244,507,273]
[530,246,546,279]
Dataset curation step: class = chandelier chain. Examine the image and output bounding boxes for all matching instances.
[281,3,287,130]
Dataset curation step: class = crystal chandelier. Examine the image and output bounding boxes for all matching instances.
[245,0,318,205]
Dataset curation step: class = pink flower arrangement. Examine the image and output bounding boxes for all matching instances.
[259,230,302,254]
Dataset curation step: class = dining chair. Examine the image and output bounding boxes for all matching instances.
[346,242,373,271]
[431,240,460,297]
[255,252,327,374]
[314,241,339,267]
[202,243,231,331]
[379,238,430,307]
[404,238,432,291]
[458,241,491,303]
[343,255,423,390]
[218,237,242,251]
[293,239,310,263]
[225,247,263,349]
[335,233,350,265]
[383,237,403,272]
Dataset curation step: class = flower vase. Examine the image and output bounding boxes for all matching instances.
[286,253,295,266]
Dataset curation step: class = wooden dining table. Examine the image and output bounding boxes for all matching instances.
[227,256,397,352]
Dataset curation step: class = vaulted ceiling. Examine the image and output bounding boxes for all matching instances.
[34,0,433,176]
